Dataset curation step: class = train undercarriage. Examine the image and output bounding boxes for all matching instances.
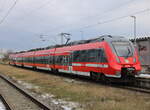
[90,68,138,83]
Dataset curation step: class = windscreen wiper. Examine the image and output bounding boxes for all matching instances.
[125,47,131,58]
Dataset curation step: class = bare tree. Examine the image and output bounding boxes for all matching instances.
[2,49,13,62]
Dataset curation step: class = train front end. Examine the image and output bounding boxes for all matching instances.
[106,36,141,80]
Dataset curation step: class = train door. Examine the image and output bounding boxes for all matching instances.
[51,55,55,69]
[62,53,72,73]
[68,54,73,73]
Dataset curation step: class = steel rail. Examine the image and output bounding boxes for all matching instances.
[4,65,150,94]
[55,71,150,94]
[0,94,12,110]
[46,70,150,94]
[0,74,51,110]
[134,78,150,89]
[119,85,150,94]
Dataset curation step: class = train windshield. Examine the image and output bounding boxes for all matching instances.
[112,41,133,57]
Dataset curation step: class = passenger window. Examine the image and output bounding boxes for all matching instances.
[87,49,98,62]
[73,51,80,62]
[99,49,107,63]
[80,50,88,62]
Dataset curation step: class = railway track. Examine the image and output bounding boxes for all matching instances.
[0,74,51,110]
[135,77,150,89]
[41,68,150,94]
[53,71,150,94]
[92,79,150,94]
[52,70,150,94]
[2,65,150,97]
[117,85,150,94]
[96,78,150,94]
[0,94,12,110]
[18,66,150,94]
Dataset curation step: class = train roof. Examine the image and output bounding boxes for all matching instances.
[14,35,128,54]
[66,35,128,45]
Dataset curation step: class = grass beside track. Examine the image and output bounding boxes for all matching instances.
[0,64,150,110]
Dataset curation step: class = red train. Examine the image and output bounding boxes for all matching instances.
[9,35,141,81]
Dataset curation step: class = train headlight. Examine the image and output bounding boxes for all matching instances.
[133,58,136,63]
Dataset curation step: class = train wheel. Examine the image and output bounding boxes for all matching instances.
[52,69,58,73]
[100,74,111,84]
[33,66,36,70]
[90,72,100,81]
[100,74,106,82]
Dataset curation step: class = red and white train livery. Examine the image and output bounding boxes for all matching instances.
[9,35,141,81]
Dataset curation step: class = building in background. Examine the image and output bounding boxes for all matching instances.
[131,37,150,72]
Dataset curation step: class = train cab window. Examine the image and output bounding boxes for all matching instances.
[112,41,133,57]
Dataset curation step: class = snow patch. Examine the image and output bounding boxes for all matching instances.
[41,93,54,99]
[17,80,39,90]
[41,93,81,110]
[0,100,6,110]
[15,79,81,110]
[139,74,150,78]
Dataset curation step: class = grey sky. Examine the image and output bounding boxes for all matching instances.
[0,0,150,51]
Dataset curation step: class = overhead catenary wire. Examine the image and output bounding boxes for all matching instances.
[78,8,150,30]
[2,0,142,45]
[13,0,56,23]
[0,0,19,25]
[35,8,150,45]
[34,0,146,42]
[38,0,140,35]
[28,0,55,14]
[78,0,140,22]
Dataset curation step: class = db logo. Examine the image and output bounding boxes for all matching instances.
[125,60,129,63]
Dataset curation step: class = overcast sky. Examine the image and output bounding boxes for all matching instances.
[0,0,150,51]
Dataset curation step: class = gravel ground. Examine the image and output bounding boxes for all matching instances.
[0,77,44,110]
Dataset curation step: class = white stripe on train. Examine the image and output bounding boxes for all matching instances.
[72,63,109,68]
[22,64,120,78]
